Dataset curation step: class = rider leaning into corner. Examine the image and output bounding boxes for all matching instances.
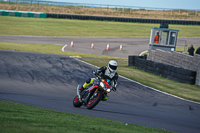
[79,60,118,101]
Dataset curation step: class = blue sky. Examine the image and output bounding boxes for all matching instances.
[47,0,200,10]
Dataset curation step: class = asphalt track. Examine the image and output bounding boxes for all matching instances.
[1,35,200,58]
[0,50,200,133]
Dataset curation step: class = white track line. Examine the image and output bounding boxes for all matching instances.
[62,44,68,52]
[70,56,200,105]
[139,50,148,56]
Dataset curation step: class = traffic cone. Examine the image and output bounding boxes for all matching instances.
[70,40,74,47]
[91,42,94,49]
[119,44,123,50]
[106,43,109,50]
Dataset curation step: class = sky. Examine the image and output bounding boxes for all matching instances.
[47,0,200,10]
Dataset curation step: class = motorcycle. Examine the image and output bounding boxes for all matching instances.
[73,73,114,110]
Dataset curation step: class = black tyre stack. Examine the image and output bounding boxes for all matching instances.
[128,56,196,84]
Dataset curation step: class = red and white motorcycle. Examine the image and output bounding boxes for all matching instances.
[73,73,114,109]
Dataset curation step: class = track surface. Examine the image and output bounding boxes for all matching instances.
[1,35,200,57]
[0,50,200,133]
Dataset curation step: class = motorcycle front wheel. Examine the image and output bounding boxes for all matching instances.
[73,95,83,107]
[87,92,103,110]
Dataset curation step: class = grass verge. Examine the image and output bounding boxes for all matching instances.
[0,16,200,37]
[0,101,172,133]
[0,42,200,103]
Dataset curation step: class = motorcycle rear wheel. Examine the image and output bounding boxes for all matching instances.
[73,95,82,107]
[87,92,103,110]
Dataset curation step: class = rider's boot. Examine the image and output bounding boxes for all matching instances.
[79,79,93,97]
[79,85,85,96]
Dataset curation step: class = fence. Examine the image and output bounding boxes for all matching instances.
[1,0,200,21]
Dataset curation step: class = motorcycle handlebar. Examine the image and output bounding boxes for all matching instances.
[93,70,114,91]
[93,70,102,79]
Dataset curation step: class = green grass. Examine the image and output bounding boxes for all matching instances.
[0,101,172,133]
[0,42,121,59]
[0,42,200,103]
[0,16,200,37]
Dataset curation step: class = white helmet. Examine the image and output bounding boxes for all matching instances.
[108,60,118,72]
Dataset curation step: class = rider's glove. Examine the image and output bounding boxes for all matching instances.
[93,70,96,75]
[93,70,98,76]
[98,72,103,77]
[93,70,103,77]
[113,87,117,92]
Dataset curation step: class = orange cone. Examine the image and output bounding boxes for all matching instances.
[91,42,94,49]
[106,43,109,50]
[119,44,123,50]
[70,40,74,47]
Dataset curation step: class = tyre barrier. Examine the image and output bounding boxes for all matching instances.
[0,10,47,18]
[128,55,196,84]
[47,13,200,25]
[1,10,199,25]
[128,56,137,66]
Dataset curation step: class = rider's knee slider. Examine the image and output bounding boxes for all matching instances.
[86,78,91,84]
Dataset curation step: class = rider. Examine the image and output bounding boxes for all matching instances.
[79,60,118,100]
